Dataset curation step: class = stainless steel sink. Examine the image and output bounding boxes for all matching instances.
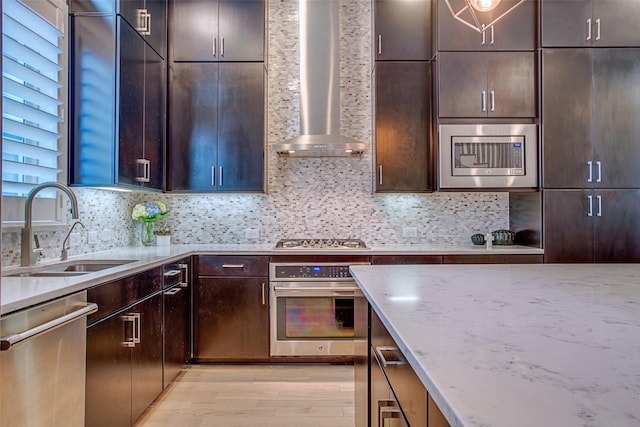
[3,259,137,278]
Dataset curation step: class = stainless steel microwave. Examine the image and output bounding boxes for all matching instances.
[438,124,538,189]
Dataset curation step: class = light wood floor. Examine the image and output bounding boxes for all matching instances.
[135,364,355,427]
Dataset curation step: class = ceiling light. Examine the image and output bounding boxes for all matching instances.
[469,0,501,12]
[444,0,527,32]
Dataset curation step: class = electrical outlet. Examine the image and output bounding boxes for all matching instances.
[244,228,259,239]
[87,231,98,244]
[402,227,418,238]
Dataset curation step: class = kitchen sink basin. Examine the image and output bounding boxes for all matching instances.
[3,259,137,278]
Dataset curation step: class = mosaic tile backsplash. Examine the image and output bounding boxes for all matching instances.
[1,0,509,267]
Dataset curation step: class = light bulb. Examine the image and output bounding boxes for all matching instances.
[469,0,501,12]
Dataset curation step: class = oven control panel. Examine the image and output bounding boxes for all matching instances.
[271,263,368,280]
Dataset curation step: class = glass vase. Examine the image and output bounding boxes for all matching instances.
[141,220,156,246]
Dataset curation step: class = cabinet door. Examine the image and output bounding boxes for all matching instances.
[543,190,594,263]
[375,62,431,192]
[592,0,640,47]
[171,0,219,61]
[438,51,487,117]
[117,18,145,186]
[144,41,165,190]
[85,314,132,427]
[217,63,265,191]
[218,0,265,61]
[594,190,640,262]
[487,51,535,117]
[541,0,594,47]
[164,285,190,388]
[131,293,163,423]
[438,0,535,51]
[542,49,593,189]
[168,62,219,191]
[194,277,269,360]
[69,14,116,186]
[592,49,640,188]
[375,0,431,60]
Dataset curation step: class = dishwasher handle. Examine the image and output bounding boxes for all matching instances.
[1,302,98,351]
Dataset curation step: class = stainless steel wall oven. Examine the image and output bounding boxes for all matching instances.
[269,262,368,357]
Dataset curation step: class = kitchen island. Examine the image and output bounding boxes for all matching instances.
[349,264,640,427]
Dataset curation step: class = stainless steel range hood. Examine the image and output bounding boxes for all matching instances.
[271,0,367,158]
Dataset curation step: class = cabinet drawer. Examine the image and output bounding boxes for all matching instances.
[87,267,162,324]
[443,254,543,264]
[196,255,269,277]
[371,310,426,427]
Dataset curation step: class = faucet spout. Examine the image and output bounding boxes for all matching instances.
[21,182,80,266]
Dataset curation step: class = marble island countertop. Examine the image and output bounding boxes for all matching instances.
[349,264,640,427]
[1,243,541,315]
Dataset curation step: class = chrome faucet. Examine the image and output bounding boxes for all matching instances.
[21,182,80,266]
[60,221,85,261]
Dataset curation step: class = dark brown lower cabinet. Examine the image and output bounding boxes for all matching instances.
[194,277,269,361]
[544,189,640,263]
[375,61,432,192]
[86,292,163,427]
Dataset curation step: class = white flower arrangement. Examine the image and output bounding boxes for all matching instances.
[131,201,168,222]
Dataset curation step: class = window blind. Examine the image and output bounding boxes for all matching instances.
[2,0,63,198]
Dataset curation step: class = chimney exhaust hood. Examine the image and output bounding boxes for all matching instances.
[271,0,367,158]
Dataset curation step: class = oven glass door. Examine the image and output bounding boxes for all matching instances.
[270,284,360,356]
[277,295,354,340]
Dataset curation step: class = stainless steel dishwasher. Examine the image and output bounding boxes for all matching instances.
[0,291,97,427]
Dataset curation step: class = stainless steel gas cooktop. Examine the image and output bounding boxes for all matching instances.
[274,238,368,250]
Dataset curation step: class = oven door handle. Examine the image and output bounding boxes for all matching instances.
[273,286,361,297]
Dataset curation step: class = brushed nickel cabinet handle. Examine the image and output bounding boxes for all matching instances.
[219,166,223,187]
[596,161,602,183]
[221,37,225,56]
[379,165,383,185]
[587,195,593,217]
[596,194,602,217]
[595,18,601,41]
[481,26,486,45]
[490,25,494,45]
[481,90,487,112]
[261,283,266,305]
[213,36,217,57]
[211,166,216,186]
[490,90,495,112]
[587,160,593,183]
[179,263,189,287]
[222,264,245,268]
[378,35,382,55]
[586,18,592,41]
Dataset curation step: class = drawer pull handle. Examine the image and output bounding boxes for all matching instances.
[374,345,406,367]
[164,269,181,277]
[222,264,245,268]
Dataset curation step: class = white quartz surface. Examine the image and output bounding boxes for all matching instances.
[1,243,541,315]
[350,264,640,427]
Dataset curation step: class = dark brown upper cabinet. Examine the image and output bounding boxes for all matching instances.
[543,189,640,263]
[542,0,640,47]
[69,15,164,191]
[374,0,432,61]
[171,0,265,62]
[437,0,536,51]
[168,62,264,192]
[438,51,535,118]
[542,49,640,189]
[69,0,167,58]
[375,62,432,192]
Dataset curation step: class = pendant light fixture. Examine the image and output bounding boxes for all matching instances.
[444,0,527,33]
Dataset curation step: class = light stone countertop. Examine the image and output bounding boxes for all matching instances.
[0,243,542,315]
[349,264,640,427]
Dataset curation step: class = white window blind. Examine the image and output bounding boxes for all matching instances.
[2,0,64,199]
